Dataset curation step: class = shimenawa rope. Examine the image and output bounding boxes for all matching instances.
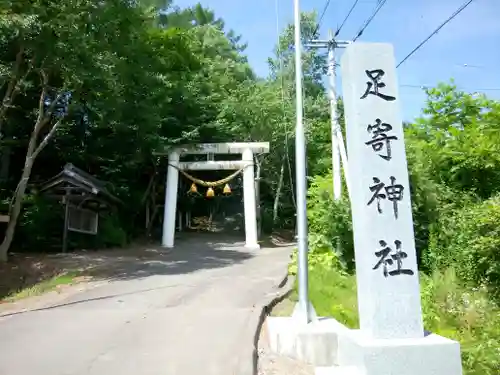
[167,163,253,188]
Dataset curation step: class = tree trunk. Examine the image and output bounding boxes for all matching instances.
[272,157,286,226]
[0,133,37,261]
[0,74,65,261]
[140,171,156,205]
[0,47,24,136]
[145,201,150,229]
[146,205,159,238]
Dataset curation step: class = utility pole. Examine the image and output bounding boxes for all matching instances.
[307,30,351,199]
[328,30,342,201]
[292,0,316,324]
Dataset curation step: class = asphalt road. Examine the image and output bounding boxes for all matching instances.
[0,236,292,375]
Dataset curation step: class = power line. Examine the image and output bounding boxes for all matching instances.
[352,0,388,42]
[401,84,500,92]
[335,0,360,37]
[456,63,484,69]
[397,0,474,68]
[313,0,333,37]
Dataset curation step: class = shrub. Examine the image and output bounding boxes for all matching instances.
[421,269,500,375]
[13,195,127,252]
[426,194,500,297]
[306,173,354,269]
[288,244,344,277]
[96,211,128,248]
[72,211,128,250]
[15,195,64,252]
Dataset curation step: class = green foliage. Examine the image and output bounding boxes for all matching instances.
[289,174,352,274]
[306,173,353,268]
[421,270,500,375]
[426,194,500,297]
[15,195,63,251]
[268,11,326,96]
[288,264,359,328]
[0,0,276,254]
[95,212,128,248]
[409,85,500,200]
[405,83,500,266]
[13,196,127,252]
[288,246,344,277]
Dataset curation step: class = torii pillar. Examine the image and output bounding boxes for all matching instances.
[242,148,259,249]
[162,150,180,248]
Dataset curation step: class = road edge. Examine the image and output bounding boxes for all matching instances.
[250,273,295,375]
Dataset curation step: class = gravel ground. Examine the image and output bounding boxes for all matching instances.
[257,318,314,375]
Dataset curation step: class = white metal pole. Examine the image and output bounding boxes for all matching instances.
[328,30,342,201]
[293,0,315,324]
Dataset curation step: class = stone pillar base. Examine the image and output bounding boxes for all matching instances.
[318,329,462,375]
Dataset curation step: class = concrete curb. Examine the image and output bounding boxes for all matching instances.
[249,273,296,375]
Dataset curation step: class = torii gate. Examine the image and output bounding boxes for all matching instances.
[161,142,270,249]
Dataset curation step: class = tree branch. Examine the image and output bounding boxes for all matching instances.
[30,68,69,160]
[12,55,35,96]
[39,90,66,128]
[141,172,156,206]
[34,70,49,132]
[0,46,25,135]
[35,70,67,133]
[32,117,64,160]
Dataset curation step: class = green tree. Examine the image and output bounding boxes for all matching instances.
[0,0,196,260]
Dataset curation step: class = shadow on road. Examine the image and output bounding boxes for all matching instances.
[0,233,256,300]
[0,232,296,318]
[59,233,256,282]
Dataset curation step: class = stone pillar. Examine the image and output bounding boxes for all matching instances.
[331,41,462,375]
[341,42,423,339]
[162,151,180,248]
[242,148,259,249]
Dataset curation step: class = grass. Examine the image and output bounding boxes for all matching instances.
[274,263,500,375]
[2,271,80,302]
[420,269,500,374]
[274,266,359,328]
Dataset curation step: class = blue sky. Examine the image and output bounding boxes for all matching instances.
[174,0,500,121]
